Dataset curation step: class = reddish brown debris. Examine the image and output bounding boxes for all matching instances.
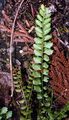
[30,4,35,18]
[50,38,69,105]
[0,10,34,43]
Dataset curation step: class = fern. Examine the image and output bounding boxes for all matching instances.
[30,4,53,119]
[12,4,69,120]
[54,102,69,120]
[13,67,32,120]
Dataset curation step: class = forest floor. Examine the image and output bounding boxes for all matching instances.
[0,0,69,120]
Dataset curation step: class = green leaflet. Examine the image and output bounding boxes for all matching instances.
[33,57,42,63]
[45,102,51,107]
[45,13,51,19]
[41,4,45,11]
[44,54,49,62]
[6,111,12,119]
[35,20,42,28]
[43,28,51,35]
[39,9,45,17]
[44,93,49,98]
[32,64,41,70]
[36,31,43,38]
[43,86,47,90]
[21,111,31,116]
[34,86,42,92]
[43,23,51,30]
[44,35,52,41]
[34,44,42,50]
[1,107,8,114]
[43,62,49,68]
[13,81,19,84]
[44,42,53,48]
[19,100,25,104]
[34,50,42,56]
[43,18,51,25]
[32,71,41,78]
[44,48,53,55]
[33,79,41,85]
[37,14,43,22]
[16,89,22,92]
[43,76,49,82]
[15,84,21,88]
[34,38,43,44]
[46,8,50,15]
[37,94,42,99]
[35,27,42,33]
[43,69,49,75]
[21,106,27,110]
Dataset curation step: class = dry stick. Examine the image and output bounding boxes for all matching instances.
[10,0,25,97]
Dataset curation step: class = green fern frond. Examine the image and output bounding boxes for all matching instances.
[55,102,69,120]
[13,68,32,120]
[31,4,53,100]
[30,4,53,119]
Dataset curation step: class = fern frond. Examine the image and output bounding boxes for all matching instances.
[31,4,53,99]
[30,4,53,119]
[13,67,32,120]
[54,102,69,120]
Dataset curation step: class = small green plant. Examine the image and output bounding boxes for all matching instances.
[55,102,69,120]
[0,107,12,120]
[13,68,32,120]
[13,4,69,120]
[30,4,53,119]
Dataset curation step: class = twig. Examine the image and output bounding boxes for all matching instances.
[10,0,25,97]
[17,21,28,34]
